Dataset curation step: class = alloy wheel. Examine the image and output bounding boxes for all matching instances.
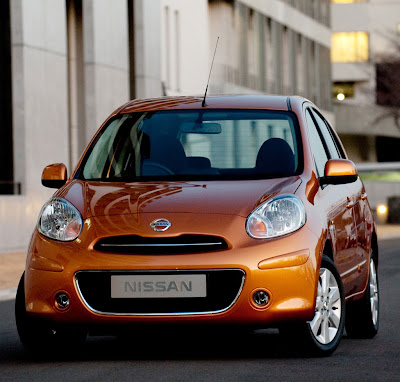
[370,259,379,326]
[309,267,342,345]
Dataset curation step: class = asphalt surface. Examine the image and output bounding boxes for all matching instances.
[1,238,399,382]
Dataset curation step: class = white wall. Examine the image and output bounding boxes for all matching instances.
[332,0,400,82]
[369,0,400,58]
[0,0,131,253]
[135,0,162,98]
[161,0,209,96]
[0,0,69,253]
[331,0,400,153]
[84,0,130,144]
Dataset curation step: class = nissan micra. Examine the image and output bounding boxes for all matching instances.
[16,95,379,356]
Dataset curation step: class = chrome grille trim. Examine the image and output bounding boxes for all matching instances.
[74,269,245,316]
[93,234,229,254]
[98,242,224,248]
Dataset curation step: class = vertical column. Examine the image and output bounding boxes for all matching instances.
[5,0,70,250]
[309,41,315,102]
[301,35,309,98]
[314,43,321,106]
[175,10,180,92]
[128,0,135,99]
[266,18,273,93]
[82,0,96,144]
[163,6,170,90]
[67,0,85,167]
[13,0,69,194]
[282,26,289,94]
[272,20,282,94]
[83,0,130,142]
[238,3,248,88]
[257,13,266,92]
[289,29,297,94]
[0,0,14,193]
[324,46,332,110]
[134,0,162,98]
[325,0,330,27]
[10,0,25,193]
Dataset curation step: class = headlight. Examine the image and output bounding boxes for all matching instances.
[37,197,83,241]
[246,195,306,239]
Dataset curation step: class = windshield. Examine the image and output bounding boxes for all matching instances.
[78,109,303,181]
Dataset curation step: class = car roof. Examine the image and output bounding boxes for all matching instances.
[120,95,297,113]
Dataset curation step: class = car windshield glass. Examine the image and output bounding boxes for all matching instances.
[78,109,302,181]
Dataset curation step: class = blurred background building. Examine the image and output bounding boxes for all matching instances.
[332,0,400,162]
[0,0,398,252]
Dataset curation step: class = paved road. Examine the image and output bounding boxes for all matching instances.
[1,239,399,382]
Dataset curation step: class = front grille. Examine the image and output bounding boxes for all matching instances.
[94,235,229,254]
[75,269,245,315]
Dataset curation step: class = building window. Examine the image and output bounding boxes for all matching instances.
[333,82,354,100]
[331,0,368,3]
[331,32,369,62]
[376,61,400,107]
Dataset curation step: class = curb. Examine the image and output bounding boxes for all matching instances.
[378,234,400,241]
[0,287,17,302]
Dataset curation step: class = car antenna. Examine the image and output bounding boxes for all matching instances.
[202,37,219,108]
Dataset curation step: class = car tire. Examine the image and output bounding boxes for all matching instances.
[280,255,346,357]
[15,273,87,356]
[346,254,379,339]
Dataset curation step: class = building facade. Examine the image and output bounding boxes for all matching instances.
[331,0,400,162]
[0,0,332,252]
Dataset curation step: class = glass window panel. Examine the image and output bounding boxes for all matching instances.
[331,0,367,3]
[310,109,341,159]
[80,110,303,181]
[305,110,328,177]
[331,32,369,62]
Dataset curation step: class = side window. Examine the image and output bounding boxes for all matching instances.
[326,119,346,159]
[305,109,328,177]
[310,109,342,159]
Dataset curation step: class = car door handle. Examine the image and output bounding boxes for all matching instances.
[346,200,355,209]
[361,192,367,200]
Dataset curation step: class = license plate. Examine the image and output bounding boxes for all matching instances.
[111,274,207,298]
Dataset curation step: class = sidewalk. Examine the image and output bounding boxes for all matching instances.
[1,225,400,300]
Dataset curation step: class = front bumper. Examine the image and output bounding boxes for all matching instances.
[24,214,322,327]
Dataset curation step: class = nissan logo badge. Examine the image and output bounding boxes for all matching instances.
[150,218,171,232]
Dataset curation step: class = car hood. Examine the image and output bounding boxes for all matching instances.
[57,177,302,219]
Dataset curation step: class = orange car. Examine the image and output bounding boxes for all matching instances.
[16,95,379,356]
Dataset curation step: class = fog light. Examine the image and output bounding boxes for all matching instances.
[55,293,70,309]
[253,290,270,307]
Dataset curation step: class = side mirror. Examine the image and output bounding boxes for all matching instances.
[41,163,68,189]
[321,159,358,185]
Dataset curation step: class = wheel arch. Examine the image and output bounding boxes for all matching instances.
[323,238,334,262]
[371,231,379,269]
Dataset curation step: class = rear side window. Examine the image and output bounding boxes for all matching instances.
[305,109,329,177]
[309,109,342,159]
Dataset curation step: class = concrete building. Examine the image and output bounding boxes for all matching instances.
[0,0,332,252]
[207,0,332,116]
[331,0,400,163]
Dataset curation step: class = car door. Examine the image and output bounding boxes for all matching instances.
[305,107,359,296]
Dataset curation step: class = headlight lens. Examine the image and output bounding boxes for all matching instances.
[38,197,83,241]
[246,195,306,239]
